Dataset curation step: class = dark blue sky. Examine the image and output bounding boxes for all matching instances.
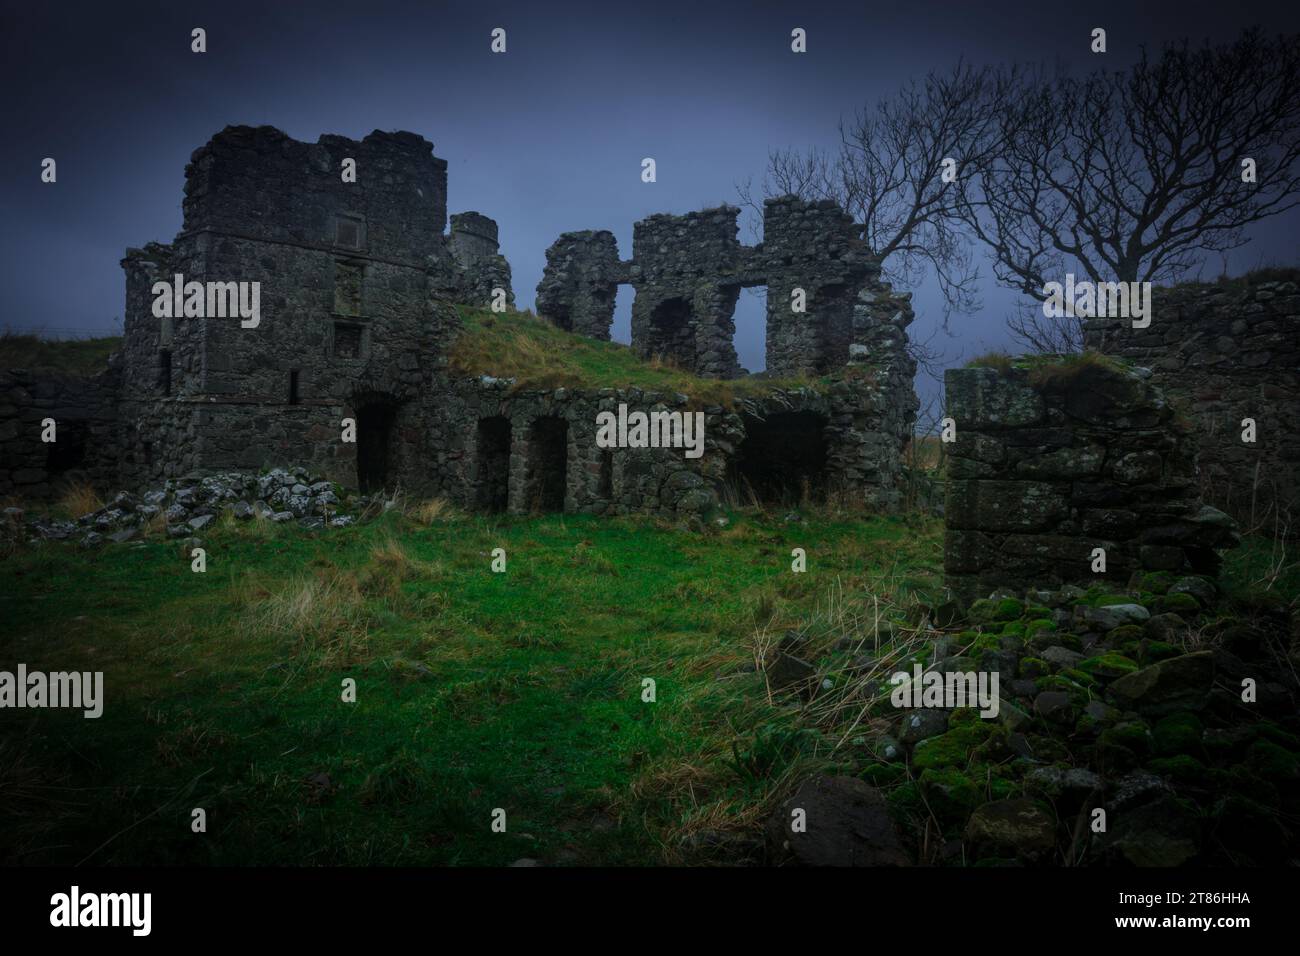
[3,0,1298,410]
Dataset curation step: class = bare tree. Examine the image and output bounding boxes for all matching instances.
[962,29,1300,350]
[739,61,1017,319]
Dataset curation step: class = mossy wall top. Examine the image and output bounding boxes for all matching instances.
[943,358,1239,603]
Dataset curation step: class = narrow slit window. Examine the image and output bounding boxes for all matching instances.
[289,369,301,405]
[159,349,172,395]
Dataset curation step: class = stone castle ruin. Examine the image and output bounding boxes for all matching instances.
[2,123,1290,589]
[0,125,919,518]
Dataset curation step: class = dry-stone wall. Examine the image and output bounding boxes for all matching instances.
[944,357,1240,603]
[1084,274,1300,529]
[0,367,121,500]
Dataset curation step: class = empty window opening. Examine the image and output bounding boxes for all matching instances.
[598,449,614,499]
[647,297,695,369]
[356,402,398,494]
[336,216,363,249]
[524,417,568,513]
[288,369,301,405]
[143,441,153,467]
[334,322,363,359]
[334,261,364,316]
[734,286,767,374]
[610,284,632,345]
[475,416,511,513]
[46,421,88,476]
[159,349,172,395]
[727,411,829,506]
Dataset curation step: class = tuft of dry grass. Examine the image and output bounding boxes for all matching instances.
[407,497,454,526]
[242,565,373,667]
[57,481,102,519]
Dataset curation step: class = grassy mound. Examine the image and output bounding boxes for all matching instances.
[448,306,819,404]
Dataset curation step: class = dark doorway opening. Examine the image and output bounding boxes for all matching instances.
[648,297,695,369]
[356,402,397,494]
[46,421,88,476]
[727,411,828,505]
[476,416,511,513]
[525,417,568,513]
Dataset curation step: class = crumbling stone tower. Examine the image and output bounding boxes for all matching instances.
[115,125,511,492]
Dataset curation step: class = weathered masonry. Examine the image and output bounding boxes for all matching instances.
[110,125,511,494]
[1084,273,1300,530]
[2,124,920,518]
[943,357,1240,603]
[535,198,873,378]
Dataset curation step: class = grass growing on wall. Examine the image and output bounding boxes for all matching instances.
[0,332,121,377]
[448,306,820,403]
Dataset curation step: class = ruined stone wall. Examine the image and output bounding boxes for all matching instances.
[428,354,915,518]
[1084,274,1300,529]
[534,195,875,379]
[182,125,448,264]
[762,197,870,377]
[534,231,623,339]
[0,367,121,500]
[630,206,746,378]
[943,358,1240,603]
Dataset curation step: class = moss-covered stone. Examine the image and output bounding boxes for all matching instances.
[1254,722,1299,750]
[912,720,1005,771]
[970,597,1024,624]
[862,762,908,787]
[1098,721,1153,770]
[1157,592,1200,615]
[1152,712,1204,756]
[1147,754,1206,784]
[1134,571,1174,595]
[1028,631,1082,653]
[1059,667,1099,688]
[1020,657,1048,679]
[1024,617,1055,636]
[1077,653,1139,680]
[1246,739,1300,782]
[1139,639,1181,665]
[918,768,981,824]
[1106,624,1146,645]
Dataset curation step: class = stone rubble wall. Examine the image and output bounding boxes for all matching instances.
[430,367,913,518]
[1084,274,1300,529]
[943,358,1240,604]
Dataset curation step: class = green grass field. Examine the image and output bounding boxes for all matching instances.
[0,507,945,866]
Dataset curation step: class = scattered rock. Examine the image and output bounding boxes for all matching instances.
[766,776,910,867]
[1107,651,1214,716]
[964,799,1057,862]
